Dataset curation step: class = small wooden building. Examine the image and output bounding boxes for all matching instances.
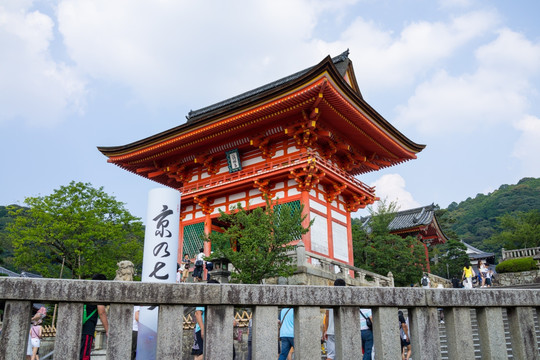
[360,204,448,272]
[98,50,424,270]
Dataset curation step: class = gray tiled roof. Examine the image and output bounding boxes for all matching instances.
[0,266,43,278]
[186,50,351,122]
[463,241,495,258]
[0,266,22,277]
[359,204,444,233]
[387,204,437,231]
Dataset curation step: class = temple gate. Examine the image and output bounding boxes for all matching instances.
[99,50,425,274]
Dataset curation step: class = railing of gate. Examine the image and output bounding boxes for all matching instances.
[0,278,539,360]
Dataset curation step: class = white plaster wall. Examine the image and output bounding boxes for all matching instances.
[288,187,300,196]
[229,201,246,210]
[310,200,327,214]
[229,192,245,202]
[332,210,347,223]
[332,222,349,261]
[249,188,262,196]
[213,205,226,215]
[243,156,264,166]
[310,211,328,255]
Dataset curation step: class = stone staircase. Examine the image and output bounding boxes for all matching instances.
[438,308,540,359]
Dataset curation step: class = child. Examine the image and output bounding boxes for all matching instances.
[30,320,42,360]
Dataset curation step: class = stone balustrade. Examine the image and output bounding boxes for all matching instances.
[501,246,540,261]
[1,277,539,360]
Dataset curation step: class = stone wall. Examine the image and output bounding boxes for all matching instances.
[497,270,540,287]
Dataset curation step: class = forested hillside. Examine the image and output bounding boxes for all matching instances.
[445,177,540,252]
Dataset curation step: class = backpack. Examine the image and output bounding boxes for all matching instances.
[421,277,428,286]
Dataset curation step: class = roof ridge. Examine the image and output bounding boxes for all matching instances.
[186,51,351,122]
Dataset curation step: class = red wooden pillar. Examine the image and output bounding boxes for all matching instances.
[300,190,311,252]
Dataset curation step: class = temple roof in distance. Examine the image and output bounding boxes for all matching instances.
[360,204,449,244]
[462,241,495,260]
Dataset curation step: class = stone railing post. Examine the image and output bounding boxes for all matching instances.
[296,240,306,268]
[252,306,278,360]
[295,306,321,359]
[373,307,401,358]
[507,307,539,360]
[445,307,475,359]
[409,307,440,360]
[387,272,394,287]
[206,305,234,359]
[0,300,32,359]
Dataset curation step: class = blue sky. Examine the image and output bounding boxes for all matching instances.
[1,0,539,223]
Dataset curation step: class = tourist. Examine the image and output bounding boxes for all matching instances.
[27,305,46,359]
[421,273,430,288]
[451,274,462,288]
[359,308,373,360]
[176,263,182,284]
[398,310,411,360]
[246,317,252,360]
[191,279,234,359]
[29,319,42,360]
[485,269,493,287]
[278,307,294,360]
[193,248,205,282]
[462,260,475,289]
[132,306,139,360]
[323,278,346,360]
[478,260,488,287]
[80,274,109,360]
[182,254,191,282]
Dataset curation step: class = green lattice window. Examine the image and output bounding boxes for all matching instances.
[182,222,205,258]
[274,200,303,240]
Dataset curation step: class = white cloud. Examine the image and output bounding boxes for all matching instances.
[438,0,473,9]
[395,28,540,135]
[57,0,336,109]
[370,174,420,211]
[513,115,540,176]
[0,2,86,126]
[330,10,499,90]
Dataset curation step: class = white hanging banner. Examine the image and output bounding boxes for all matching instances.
[137,188,181,360]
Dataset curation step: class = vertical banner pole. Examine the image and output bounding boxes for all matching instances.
[137,188,181,360]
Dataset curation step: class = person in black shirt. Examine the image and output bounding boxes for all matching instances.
[80,274,109,360]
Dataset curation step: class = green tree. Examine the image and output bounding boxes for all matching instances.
[6,181,144,279]
[353,200,426,287]
[484,210,540,252]
[207,197,312,284]
[429,208,469,279]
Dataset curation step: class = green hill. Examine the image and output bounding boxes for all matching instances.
[446,177,540,252]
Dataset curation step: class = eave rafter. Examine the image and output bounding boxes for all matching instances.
[253,179,275,199]
[250,135,277,159]
[194,154,220,176]
[288,158,326,192]
[323,182,347,203]
[344,194,376,212]
[193,195,214,215]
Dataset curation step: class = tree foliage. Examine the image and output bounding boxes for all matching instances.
[446,177,540,253]
[353,200,427,287]
[207,197,312,284]
[484,210,540,252]
[5,181,144,279]
[429,209,469,279]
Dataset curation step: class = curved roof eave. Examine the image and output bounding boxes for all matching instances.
[98,52,425,159]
